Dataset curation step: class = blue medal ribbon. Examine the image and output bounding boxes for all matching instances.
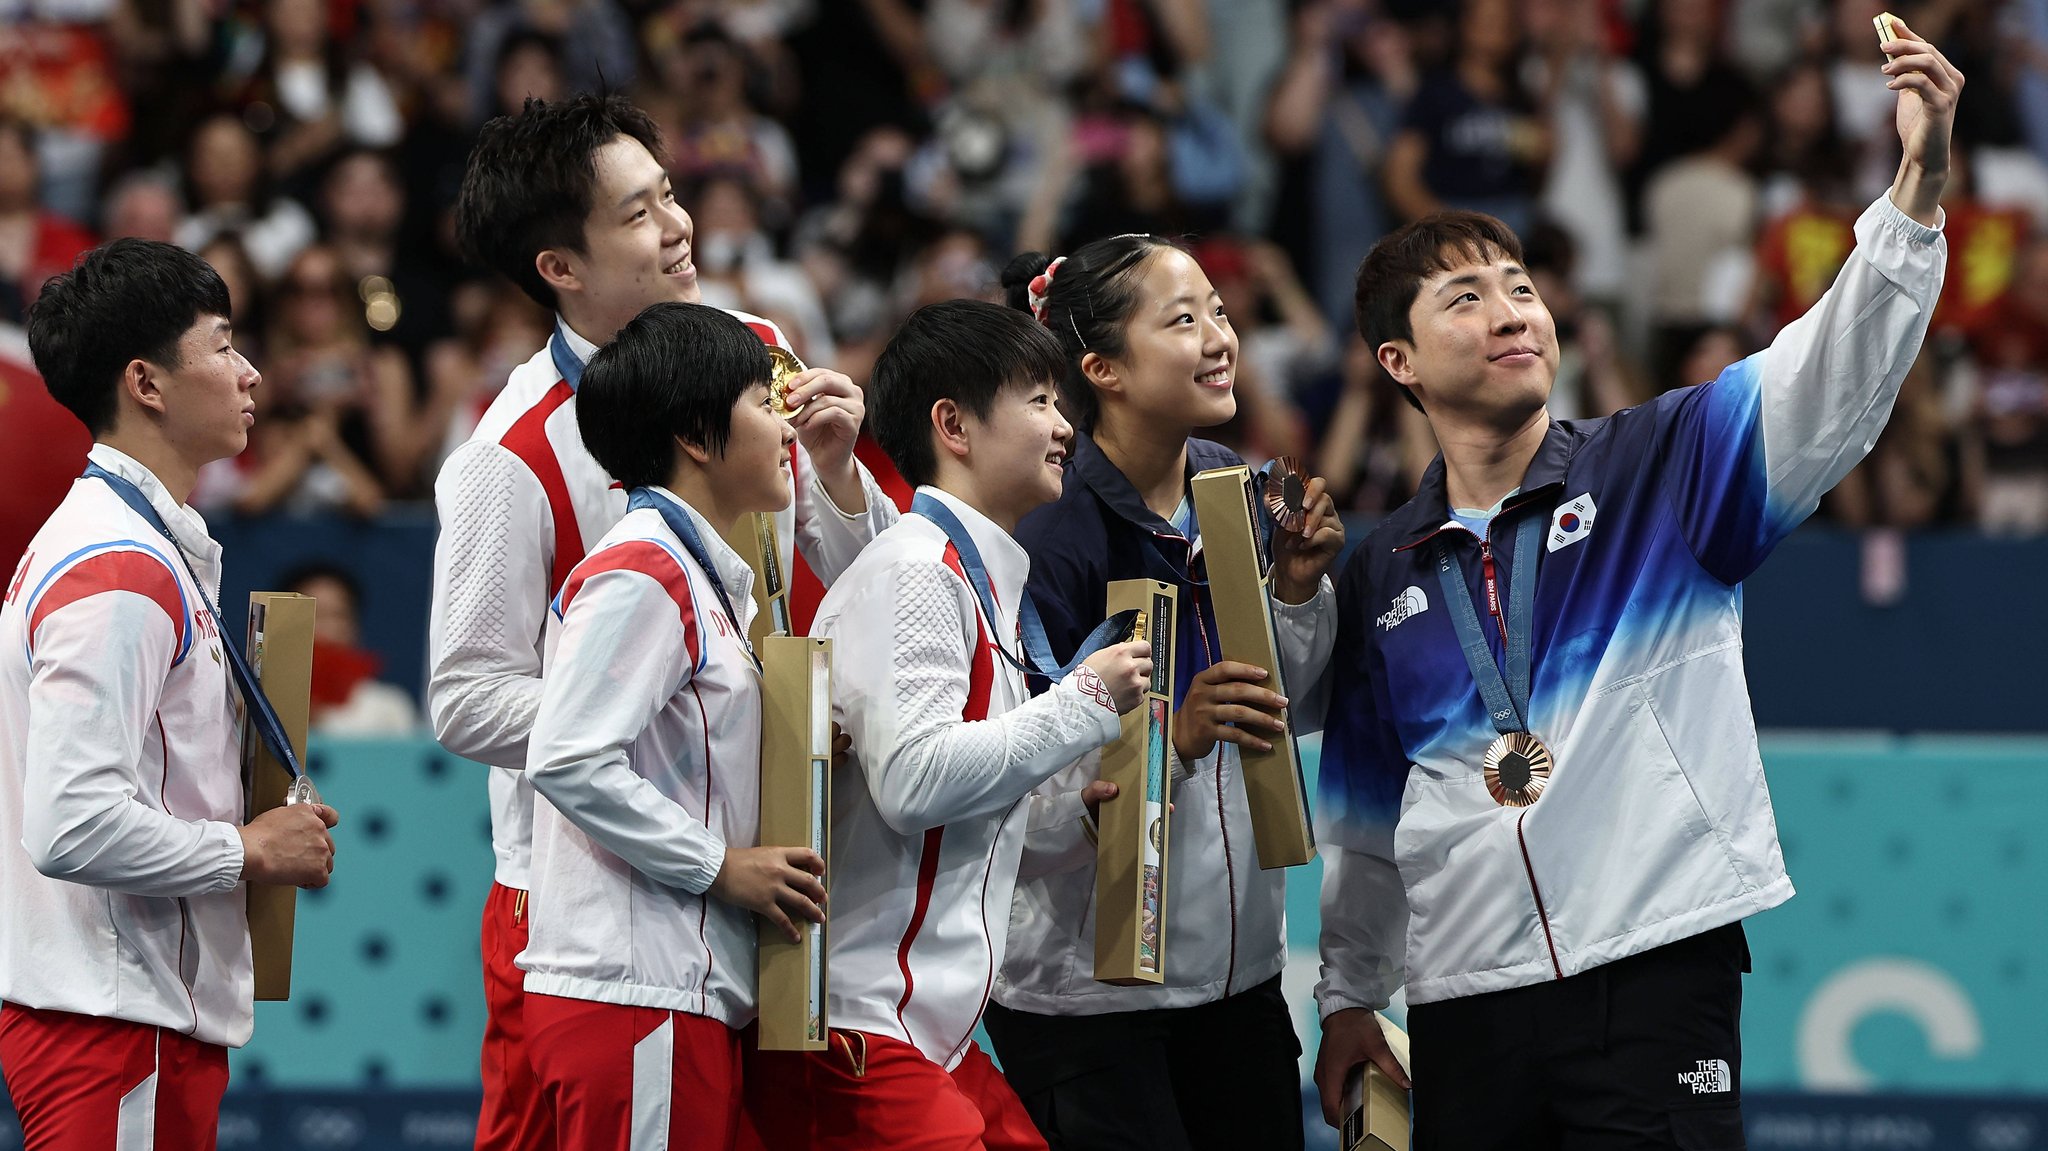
[549,320,585,391]
[83,463,307,785]
[1434,511,1545,735]
[911,492,1134,684]
[626,488,759,669]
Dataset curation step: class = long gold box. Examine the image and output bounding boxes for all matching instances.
[756,634,832,1050]
[1093,579,1177,986]
[1341,1016,1412,1151]
[243,591,316,1001]
[725,511,792,652]
[1188,467,1315,869]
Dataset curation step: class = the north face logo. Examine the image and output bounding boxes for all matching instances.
[1378,586,1428,631]
[1677,1059,1732,1095]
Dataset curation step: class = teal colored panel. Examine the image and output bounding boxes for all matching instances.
[231,738,496,1088]
[240,733,2048,1094]
[1740,734,2048,1092]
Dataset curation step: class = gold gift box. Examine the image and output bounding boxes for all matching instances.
[1188,466,1314,869]
[724,511,793,652]
[755,634,832,1050]
[242,591,316,1001]
[1093,579,1177,986]
[1341,1015,1412,1151]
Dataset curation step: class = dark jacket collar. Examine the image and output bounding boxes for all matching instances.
[1384,416,1577,549]
[1068,432,1241,539]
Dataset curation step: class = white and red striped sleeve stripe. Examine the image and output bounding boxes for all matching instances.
[527,537,726,896]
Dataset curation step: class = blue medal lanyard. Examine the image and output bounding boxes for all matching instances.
[1434,511,1545,736]
[911,493,1135,684]
[83,464,311,792]
[626,488,760,670]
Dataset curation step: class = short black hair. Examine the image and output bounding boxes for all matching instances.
[280,560,362,609]
[27,238,232,436]
[453,93,665,312]
[999,234,1187,431]
[577,302,771,490]
[1354,210,1525,413]
[870,299,1066,488]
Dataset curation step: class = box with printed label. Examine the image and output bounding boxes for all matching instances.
[1093,579,1177,986]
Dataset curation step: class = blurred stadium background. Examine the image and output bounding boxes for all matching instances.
[3,0,2045,1146]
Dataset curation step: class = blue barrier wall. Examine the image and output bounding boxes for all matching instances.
[210,515,2048,734]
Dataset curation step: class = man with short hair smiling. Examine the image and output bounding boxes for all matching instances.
[433,93,895,1151]
[1,238,340,1147]
[1312,19,1963,1150]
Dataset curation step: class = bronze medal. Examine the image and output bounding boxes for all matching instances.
[1482,731,1553,807]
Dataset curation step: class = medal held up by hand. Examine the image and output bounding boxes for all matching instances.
[768,346,808,419]
[1259,456,1310,534]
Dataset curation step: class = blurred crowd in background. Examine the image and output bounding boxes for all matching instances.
[4,0,2048,724]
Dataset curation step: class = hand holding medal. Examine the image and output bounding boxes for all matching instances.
[1258,456,1345,605]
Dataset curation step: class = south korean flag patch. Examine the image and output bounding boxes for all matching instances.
[1548,493,1597,552]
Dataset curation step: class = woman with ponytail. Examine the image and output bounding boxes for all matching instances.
[986,234,1344,1150]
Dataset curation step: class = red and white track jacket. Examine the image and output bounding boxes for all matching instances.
[811,488,1122,1070]
[521,490,764,1024]
[427,314,895,891]
[0,445,253,1048]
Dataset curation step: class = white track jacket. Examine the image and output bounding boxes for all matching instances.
[812,490,1122,1069]
[0,446,252,1048]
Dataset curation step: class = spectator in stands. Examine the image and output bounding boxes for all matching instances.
[0,119,98,327]
[174,112,317,281]
[1965,237,2048,534]
[214,0,404,194]
[282,561,422,735]
[1527,0,1644,308]
[1383,0,1548,234]
[1643,98,1761,386]
[265,244,425,496]
[1827,348,1977,529]
[1264,0,1419,333]
[320,147,455,375]
[653,22,800,215]
[1315,333,1437,516]
[99,170,182,244]
[1629,0,1755,227]
[423,281,553,470]
[687,173,834,364]
[191,246,395,519]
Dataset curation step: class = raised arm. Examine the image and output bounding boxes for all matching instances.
[826,558,1123,836]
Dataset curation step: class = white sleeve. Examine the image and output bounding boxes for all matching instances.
[824,558,1122,836]
[1273,575,1337,737]
[427,441,552,770]
[790,441,897,587]
[1017,751,1100,879]
[526,564,726,894]
[22,588,244,896]
[1752,194,1946,521]
[1314,847,1407,1017]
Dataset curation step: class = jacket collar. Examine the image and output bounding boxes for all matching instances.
[1386,416,1574,550]
[1069,432,1239,541]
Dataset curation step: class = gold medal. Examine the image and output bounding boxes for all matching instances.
[767,345,808,419]
[1483,731,1553,807]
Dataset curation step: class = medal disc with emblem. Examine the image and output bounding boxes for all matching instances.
[766,345,808,419]
[1483,731,1553,807]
